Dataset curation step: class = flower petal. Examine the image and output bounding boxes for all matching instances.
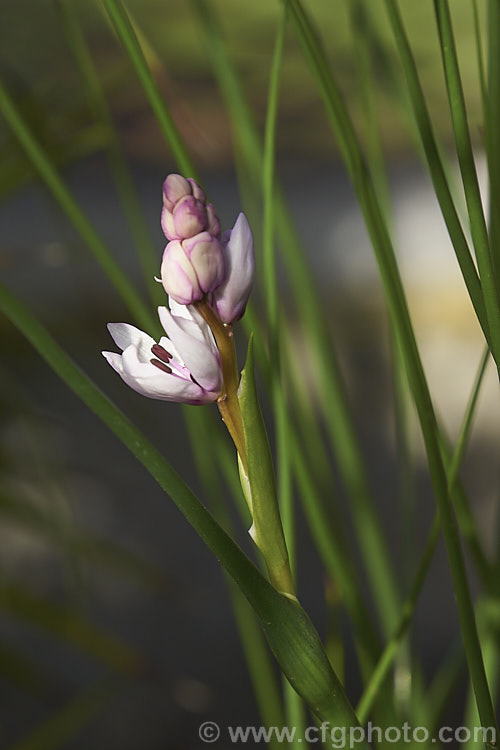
[183,232,225,293]
[161,206,177,240]
[213,213,254,323]
[161,241,202,304]
[103,345,211,404]
[158,306,222,393]
[167,298,194,321]
[162,174,191,212]
[107,323,155,362]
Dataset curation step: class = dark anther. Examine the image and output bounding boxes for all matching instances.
[151,344,172,362]
[150,358,172,374]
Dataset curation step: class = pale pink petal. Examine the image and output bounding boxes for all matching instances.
[161,207,178,240]
[107,323,155,361]
[158,306,222,393]
[167,298,193,321]
[187,178,206,203]
[119,345,209,403]
[163,174,191,212]
[183,232,225,293]
[161,241,202,304]
[213,213,254,323]
[206,204,221,238]
[173,196,208,239]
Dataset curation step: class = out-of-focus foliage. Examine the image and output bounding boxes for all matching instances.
[0,0,486,179]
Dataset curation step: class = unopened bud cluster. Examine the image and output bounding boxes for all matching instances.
[160,174,254,323]
[103,173,254,407]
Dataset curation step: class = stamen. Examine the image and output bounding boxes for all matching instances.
[151,344,172,362]
[150,358,172,374]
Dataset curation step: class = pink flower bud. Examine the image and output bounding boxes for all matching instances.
[160,205,176,239]
[172,195,208,239]
[161,240,202,304]
[161,174,222,242]
[187,178,206,203]
[206,204,221,238]
[183,232,225,293]
[213,213,254,323]
[161,232,225,305]
[162,174,191,212]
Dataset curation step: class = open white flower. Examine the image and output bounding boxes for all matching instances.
[102,300,223,405]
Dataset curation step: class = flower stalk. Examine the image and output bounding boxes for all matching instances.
[195,299,247,471]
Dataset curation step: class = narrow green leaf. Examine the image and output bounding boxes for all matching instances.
[262,6,287,340]
[100,0,195,177]
[288,0,498,733]
[356,343,491,721]
[356,514,440,724]
[426,643,465,732]
[447,345,489,487]
[0,79,154,334]
[440,347,492,590]
[463,599,500,750]
[226,578,285,747]
[262,13,307,734]
[382,0,489,348]
[238,336,293,597]
[487,0,500,272]
[184,411,285,740]
[289,432,380,677]
[348,0,392,220]
[56,0,162,304]
[472,0,488,123]
[433,0,500,368]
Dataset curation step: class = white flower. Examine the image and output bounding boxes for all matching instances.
[102,301,223,404]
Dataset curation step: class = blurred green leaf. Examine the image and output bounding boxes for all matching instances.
[288,0,498,732]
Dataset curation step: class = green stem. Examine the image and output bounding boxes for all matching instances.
[195,301,246,469]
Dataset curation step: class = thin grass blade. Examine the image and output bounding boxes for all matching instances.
[288,0,498,732]
[100,0,195,177]
[0,80,154,334]
[433,0,500,368]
